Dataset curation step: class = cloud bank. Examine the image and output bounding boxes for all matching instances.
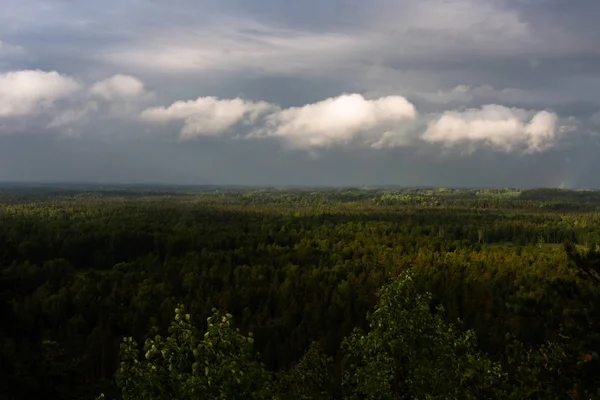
[0,68,578,153]
[137,90,572,153]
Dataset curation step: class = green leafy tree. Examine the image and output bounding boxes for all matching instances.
[114,305,273,400]
[342,272,506,399]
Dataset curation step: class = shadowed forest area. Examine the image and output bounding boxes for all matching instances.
[1,186,600,399]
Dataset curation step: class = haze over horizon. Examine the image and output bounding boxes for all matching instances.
[2,0,600,188]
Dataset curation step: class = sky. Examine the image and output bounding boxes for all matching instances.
[1,0,600,187]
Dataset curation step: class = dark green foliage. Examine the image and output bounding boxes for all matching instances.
[0,186,599,399]
[506,339,579,399]
[274,342,334,399]
[342,273,506,399]
[564,240,600,285]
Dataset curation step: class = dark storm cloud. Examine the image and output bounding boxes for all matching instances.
[1,0,600,187]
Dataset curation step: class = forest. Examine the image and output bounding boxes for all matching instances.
[1,185,600,399]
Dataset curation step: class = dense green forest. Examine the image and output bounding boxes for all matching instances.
[1,185,600,399]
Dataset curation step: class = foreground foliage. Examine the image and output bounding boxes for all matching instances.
[116,307,272,400]
[342,274,505,399]
[106,273,506,399]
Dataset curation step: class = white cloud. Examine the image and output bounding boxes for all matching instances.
[140,96,274,138]
[0,71,148,134]
[260,94,417,148]
[89,74,146,100]
[422,105,569,153]
[0,70,80,117]
[86,74,155,120]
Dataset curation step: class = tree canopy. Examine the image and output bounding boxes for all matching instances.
[0,186,599,399]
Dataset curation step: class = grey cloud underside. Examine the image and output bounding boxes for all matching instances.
[1,0,600,186]
[2,133,598,188]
